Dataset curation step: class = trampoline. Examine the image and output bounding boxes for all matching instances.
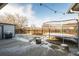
[43,19,78,44]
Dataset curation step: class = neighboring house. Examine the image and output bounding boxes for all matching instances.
[42,19,77,35]
[0,23,16,39]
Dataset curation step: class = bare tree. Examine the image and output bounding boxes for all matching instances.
[0,13,28,28]
[0,13,28,33]
[14,14,28,29]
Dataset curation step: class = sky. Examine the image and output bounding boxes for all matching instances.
[0,3,78,27]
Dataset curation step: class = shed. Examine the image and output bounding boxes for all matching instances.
[0,23,16,39]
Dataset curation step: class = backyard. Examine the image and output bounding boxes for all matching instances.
[0,34,78,56]
[0,3,79,56]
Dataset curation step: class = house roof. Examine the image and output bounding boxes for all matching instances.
[0,3,7,9]
[0,23,16,26]
[43,19,77,25]
[67,3,79,13]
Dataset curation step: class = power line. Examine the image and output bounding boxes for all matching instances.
[40,3,66,15]
[40,3,57,13]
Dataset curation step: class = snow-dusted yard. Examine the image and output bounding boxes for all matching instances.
[0,34,77,56]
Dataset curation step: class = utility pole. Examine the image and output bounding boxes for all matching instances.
[42,27,43,35]
[49,25,50,39]
[61,23,64,44]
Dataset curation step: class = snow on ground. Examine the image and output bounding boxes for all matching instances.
[45,33,76,37]
[44,33,77,43]
[0,34,76,56]
[15,34,52,47]
[0,43,68,56]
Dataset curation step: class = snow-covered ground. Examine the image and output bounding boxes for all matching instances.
[44,33,77,43]
[16,34,52,47]
[0,34,77,56]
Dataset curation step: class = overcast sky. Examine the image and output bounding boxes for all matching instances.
[0,3,78,27]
